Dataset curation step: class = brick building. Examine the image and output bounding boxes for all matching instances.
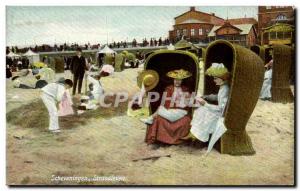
[208,19,257,47]
[258,6,295,45]
[168,7,258,47]
[168,7,225,43]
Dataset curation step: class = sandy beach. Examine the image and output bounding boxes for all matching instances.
[6,68,294,185]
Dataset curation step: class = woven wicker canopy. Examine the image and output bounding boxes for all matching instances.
[250,45,273,64]
[205,40,264,155]
[271,44,294,103]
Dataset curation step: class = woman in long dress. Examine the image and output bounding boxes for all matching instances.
[184,63,230,153]
[143,69,193,145]
[259,59,273,100]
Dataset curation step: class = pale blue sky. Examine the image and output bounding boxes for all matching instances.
[6,6,258,46]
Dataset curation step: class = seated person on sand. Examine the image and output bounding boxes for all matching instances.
[183,63,230,153]
[38,66,55,82]
[259,59,273,101]
[142,69,193,146]
[41,78,73,133]
[87,73,105,103]
[87,64,114,102]
[77,65,114,112]
[12,74,48,89]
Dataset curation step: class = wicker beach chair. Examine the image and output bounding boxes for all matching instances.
[271,44,294,103]
[103,53,115,65]
[250,45,273,64]
[205,40,265,155]
[114,53,125,72]
[144,51,155,60]
[49,56,65,73]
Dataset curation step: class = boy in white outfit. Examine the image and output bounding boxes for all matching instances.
[41,79,73,133]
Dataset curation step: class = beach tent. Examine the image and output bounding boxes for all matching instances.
[97,45,116,66]
[7,52,21,58]
[23,49,40,64]
[98,45,116,54]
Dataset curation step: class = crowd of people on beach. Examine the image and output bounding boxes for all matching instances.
[8,47,115,133]
[6,37,171,55]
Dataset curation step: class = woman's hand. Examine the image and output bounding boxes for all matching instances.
[196,97,206,106]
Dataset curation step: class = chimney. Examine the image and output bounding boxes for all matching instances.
[211,13,215,16]
[190,7,196,11]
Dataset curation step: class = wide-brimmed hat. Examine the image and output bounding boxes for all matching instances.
[205,63,230,80]
[137,70,159,91]
[166,69,192,80]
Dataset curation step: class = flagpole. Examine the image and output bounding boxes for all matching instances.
[106,16,108,45]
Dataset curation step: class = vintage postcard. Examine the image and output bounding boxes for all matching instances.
[6,6,295,186]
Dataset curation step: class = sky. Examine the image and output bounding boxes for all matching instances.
[6,6,258,47]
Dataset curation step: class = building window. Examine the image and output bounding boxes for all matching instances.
[206,28,210,33]
[276,14,287,21]
[226,36,234,40]
[277,32,284,39]
[199,28,203,35]
[240,36,246,41]
[270,32,277,39]
[177,30,180,37]
[285,32,292,38]
[191,29,195,36]
[266,6,271,9]
[183,29,187,36]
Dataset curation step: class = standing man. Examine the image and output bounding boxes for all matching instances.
[71,47,87,95]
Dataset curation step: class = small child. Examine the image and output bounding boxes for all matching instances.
[58,88,74,116]
[41,79,73,133]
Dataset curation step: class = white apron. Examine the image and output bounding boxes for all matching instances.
[190,84,229,153]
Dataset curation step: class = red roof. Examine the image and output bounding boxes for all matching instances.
[215,21,243,33]
[226,18,258,25]
[174,8,224,21]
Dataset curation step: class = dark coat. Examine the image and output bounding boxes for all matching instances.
[71,55,86,77]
